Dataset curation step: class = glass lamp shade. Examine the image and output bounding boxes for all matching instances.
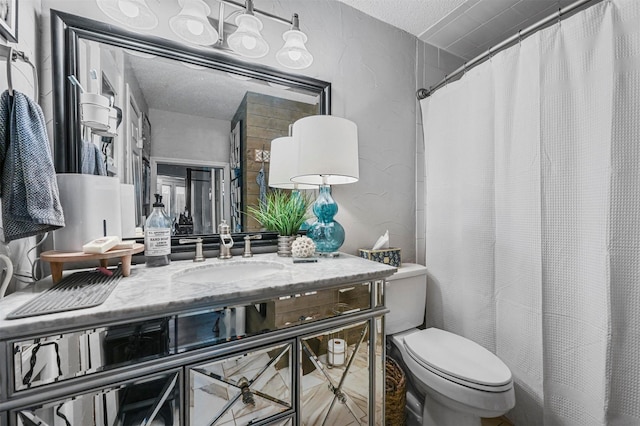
[96,0,158,30]
[268,137,317,190]
[228,14,269,58]
[169,0,218,46]
[276,30,313,70]
[291,115,359,185]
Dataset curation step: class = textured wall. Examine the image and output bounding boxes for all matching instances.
[265,1,420,260]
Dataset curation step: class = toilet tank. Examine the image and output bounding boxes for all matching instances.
[385,263,428,335]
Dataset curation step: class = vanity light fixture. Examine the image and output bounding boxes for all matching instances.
[96,0,314,70]
[276,14,313,70]
[291,116,359,256]
[170,0,219,46]
[96,0,158,30]
[227,0,269,58]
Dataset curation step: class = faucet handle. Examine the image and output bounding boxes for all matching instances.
[179,237,205,262]
[243,234,262,258]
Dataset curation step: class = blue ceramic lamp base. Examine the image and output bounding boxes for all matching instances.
[308,185,345,255]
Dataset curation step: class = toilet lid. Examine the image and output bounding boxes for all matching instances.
[403,328,512,390]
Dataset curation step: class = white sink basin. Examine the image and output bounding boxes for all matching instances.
[172,261,286,285]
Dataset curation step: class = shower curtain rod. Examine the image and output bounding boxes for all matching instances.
[416,0,603,100]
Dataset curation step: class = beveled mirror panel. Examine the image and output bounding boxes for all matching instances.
[14,370,181,426]
[300,320,371,425]
[51,10,330,241]
[188,342,293,425]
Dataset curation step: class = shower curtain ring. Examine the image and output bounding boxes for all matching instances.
[518,30,522,45]
[557,8,562,26]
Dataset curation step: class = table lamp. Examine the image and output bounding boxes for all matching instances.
[268,136,317,191]
[291,115,359,255]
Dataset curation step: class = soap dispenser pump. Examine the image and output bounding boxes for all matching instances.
[145,194,172,267]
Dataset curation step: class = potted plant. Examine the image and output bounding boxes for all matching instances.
[247,190,311,256]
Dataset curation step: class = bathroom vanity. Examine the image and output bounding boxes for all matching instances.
[0,254,395,425]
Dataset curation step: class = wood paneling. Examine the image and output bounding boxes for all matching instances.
[232,92,318,232]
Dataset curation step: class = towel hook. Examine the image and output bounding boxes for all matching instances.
[6,46,13,96]
[2,46,39,100]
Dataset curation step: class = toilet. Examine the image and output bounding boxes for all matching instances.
[385,264,515,426]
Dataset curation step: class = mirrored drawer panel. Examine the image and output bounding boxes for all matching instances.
[175,282,372,353]
[187,342,293,425]
[13,317,171,392]
[12,370,181,426]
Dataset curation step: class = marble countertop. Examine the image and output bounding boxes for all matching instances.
[0,253,396,339]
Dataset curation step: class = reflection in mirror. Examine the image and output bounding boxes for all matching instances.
[15,371,180,426]
[51,10,330,242]
[152,158,229,235]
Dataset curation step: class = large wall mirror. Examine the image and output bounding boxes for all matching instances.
[51,10,330,248]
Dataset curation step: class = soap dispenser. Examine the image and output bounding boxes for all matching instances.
[145,194,172,267]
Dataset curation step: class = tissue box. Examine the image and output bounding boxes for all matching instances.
[358,248,401,267]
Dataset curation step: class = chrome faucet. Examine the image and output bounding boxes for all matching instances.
[218,220,234,259]
[179,237,205,262]
[243,234,262,257]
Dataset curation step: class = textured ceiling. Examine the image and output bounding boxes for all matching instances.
[335,0,467,38]
[124,52,318,121]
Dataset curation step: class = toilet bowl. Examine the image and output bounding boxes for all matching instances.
[385,264,515,426]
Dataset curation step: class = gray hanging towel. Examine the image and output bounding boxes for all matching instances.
[81,139,106,175]
[0,90,65,241]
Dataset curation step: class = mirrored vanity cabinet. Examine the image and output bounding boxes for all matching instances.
[0,7,397,424]
[0,253,394,425]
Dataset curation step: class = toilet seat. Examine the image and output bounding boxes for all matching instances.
[403,328,512,393]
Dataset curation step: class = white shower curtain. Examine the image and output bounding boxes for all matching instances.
[421,0,640,424]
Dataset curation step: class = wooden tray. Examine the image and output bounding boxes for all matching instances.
[41,244,144,283]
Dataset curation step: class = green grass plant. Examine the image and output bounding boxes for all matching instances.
[247,190,311,236]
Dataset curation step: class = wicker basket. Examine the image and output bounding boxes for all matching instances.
[385,356,407,425]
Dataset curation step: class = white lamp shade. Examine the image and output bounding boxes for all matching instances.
[97,0,158,30]
[169,0,218,46]
[291,116,359,185]
[268,137,317,189]
[276,30,313,70]
[228,14,269,58]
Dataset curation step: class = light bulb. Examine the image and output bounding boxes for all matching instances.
[242,36,257,50]
[186,19,204,35]
[97,0,158,30]
[288,51,302,61]
[228,13,269,58]
[118,0,140,18]
[276,28,313,69]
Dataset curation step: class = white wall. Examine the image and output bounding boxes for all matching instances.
[149,108,230,162]
[38,0,463,263]
[0,0,44,293]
